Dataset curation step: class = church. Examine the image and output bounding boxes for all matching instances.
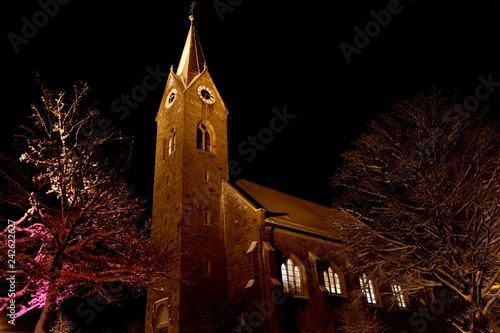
[144,14,429,333]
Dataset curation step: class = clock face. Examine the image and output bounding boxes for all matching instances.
[197,85,215,104]
[165,89,177,108]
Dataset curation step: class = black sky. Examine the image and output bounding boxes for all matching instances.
[2,0,500,208]
[3,0,500,331]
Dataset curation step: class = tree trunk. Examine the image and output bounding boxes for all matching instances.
[34,291,54,333]
[470,312,489,333]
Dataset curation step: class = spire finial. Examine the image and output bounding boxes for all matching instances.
[189,2,196,24]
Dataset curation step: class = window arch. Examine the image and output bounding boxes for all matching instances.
[197,123,211,152]
[281,258,304,295]
[359,273,377,304]
[323,267,342,294]
[204,130,210,151]
[168,128,176,155]
[313,255,344,296]
[155,304,170,332]
[391,283,407,308]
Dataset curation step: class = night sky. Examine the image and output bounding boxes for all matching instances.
[3,0,500,208]
[2,0,500,331]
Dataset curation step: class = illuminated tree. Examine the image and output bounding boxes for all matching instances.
[336,290,385,333]
[49,312,72,333]
[332,90,500,332]
[0,83,172,333]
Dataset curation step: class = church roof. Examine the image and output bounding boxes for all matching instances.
[235,180,356,240]
[175,20,206,88]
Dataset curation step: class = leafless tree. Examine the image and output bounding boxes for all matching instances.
[49,312,72,333]
[336,290,386,333]
[0,83,173,333]
[332,90,500,332]
[125,316,145,333]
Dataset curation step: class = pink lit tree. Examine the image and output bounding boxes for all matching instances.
[0,83,173,333]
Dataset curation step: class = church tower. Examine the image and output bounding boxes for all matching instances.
[145,14,229,333]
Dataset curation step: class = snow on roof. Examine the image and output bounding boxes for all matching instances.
[235,179,356,240]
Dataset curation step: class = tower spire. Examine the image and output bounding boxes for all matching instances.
[147,3,229,331]
[175,2,205,87]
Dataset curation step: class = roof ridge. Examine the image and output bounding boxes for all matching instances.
[235,179,332,210]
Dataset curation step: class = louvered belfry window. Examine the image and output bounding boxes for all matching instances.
[197,123,211,152]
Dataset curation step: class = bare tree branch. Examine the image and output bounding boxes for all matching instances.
[0,83,174,333]
[332,89,500,332]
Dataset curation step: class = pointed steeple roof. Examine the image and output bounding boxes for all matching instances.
[175,16,206,88]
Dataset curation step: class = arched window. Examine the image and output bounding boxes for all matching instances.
[197,128,203,149]
[168,129,175,155]
[197,123,211,152]
[155,304,170,332]
[205,131,210,151]
[323,267,342,294]
[391,284,407,308]
[281,258,303,295]
[359,273,377,304]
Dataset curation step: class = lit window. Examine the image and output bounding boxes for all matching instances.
[391,284,407,308]
[281,263,289,293]
[168,129,176,155]
[323,267,341,294]
[287,259,295,293]
[197,123,211,152]
[281,258,303,295]
[294,266,302,294]
[359,273,377,304]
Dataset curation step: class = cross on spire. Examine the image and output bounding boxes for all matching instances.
[175,2,206,87]
[189,2,196,24]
